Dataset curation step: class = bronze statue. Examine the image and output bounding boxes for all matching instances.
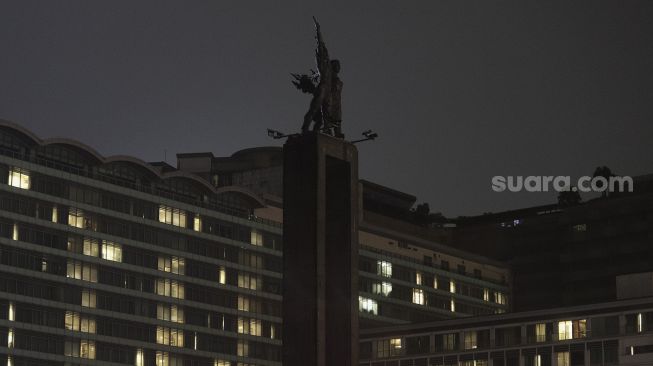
[292,17,343,138]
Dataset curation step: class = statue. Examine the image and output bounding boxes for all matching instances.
[292,17,344,138]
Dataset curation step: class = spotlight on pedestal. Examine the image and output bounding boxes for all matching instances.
[351,129,378,144]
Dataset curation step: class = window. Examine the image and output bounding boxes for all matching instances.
[159,205,187,228]
[535,323,546,342]
[193,215,202,232]
[443,333,456,351]
[270,324,276,339]
[101,241,122,262]
[158,256,185,275]
[8,302,15,321]
[415,271,422,285]
[483,288,490,301]
[65,311,96,333]
[412,289,425,305]
[68,209,85,229]
[250,230,263,246]
[238,317,262,336]
[157,303,184,324]
[81,289,96,308]
[218,266,227,284]
[359,296,378,315]
[451,299,456,312]
[7,168,30,189]
[52,205,58,223]
[557,320,586,340]
[65,340,96,359]
[450,280,456,294]
[558,321,572,340]
[377,260,392,278]
[372,281,392,296]
[238,340,249,357]
[215,360,230,366]
[156,326,184,347]
[238,295,250,312]
[238,272,261,290]
[494,291,506,305]
[464,331,477,350]
[441,260,449,270]
[637,313,644,333]
[556,352,570,366]
[156,279,185,299]
[7,328,14,348]
[136,349,144,366]
[156,351,182,366]
[67,260,98,282]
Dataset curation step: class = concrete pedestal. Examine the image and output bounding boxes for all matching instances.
[282,133,359,366]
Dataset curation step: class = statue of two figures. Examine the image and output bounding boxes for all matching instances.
[292,17,344,138]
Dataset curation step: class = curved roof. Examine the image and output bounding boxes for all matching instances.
[216,186,266,208]
[0,119,274,205]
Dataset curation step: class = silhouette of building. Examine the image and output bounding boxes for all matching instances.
[452,180,653,312]
[0,120,509,366]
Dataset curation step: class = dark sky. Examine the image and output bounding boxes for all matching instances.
[1,1,652,217]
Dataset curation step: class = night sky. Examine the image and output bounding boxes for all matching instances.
[1,1,652,217]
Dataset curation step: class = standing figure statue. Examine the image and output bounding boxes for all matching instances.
[292,17,344,138]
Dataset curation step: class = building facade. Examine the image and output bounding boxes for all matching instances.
[360,297,653,366]
[0,120,511,366]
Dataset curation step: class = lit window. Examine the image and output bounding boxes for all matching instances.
[464,331,477,350]
[101,241,122,262]
[359,296,378,315]
[65,311,96,333]
[372,281,392,296]
[451,299,456,312]
[556,352,570,366]
[8,302,15,321]
[238,295,250,312]
[237,340,249,357]
[193,215,202,232]
[12,224,18,241]
[637,313,643,333]
[433,277,438,289]
[158,256,185,275]
[159,205,187,228]
[7,168,30,190]
[214,360,230,366]
[415,271,422,285]
[250,230,263,246]
[483,288,490,301]
[238,272,261,290]
[218,266,227,284]
[7,356,12,366]
[80,289,96,308]
[377,260,392,278]
[156,326,184,347]
[156,351,182,366]
[136,349,144,366]
[494,291,506,305]
[65,340,96,359]
[390,338,402,352]
[156,279,185,299]
[52,205,58,223]
[535,323,546,342]
[270,324,276,339]
[412,288,425,305]
[68,209,94,230]
[7,328,13,348]
[450,280,456,294]
[238,317,262,336]
[157,303,185,324]
[534,355,542,366]
[67,260,98,282]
